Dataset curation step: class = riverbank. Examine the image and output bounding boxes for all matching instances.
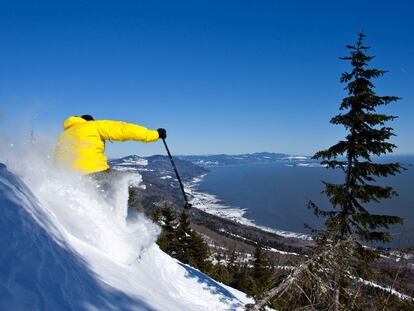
[185,174,311,241]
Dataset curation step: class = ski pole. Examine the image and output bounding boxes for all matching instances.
[161,138,192,209]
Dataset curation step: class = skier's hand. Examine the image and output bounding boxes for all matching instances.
[157,128,167,139]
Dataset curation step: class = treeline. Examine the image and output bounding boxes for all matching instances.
[150,205,277,299]
[150,203,412,310]
[152,205,210,271]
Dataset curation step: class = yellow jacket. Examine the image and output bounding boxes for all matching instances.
[54,116,159,174]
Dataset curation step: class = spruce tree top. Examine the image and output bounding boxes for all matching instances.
[310,32,404,243]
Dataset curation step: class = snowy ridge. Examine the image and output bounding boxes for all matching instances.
[185,175,311,241]
[178,153,331,168]
[0,142,252,311]
[178,152,307,167]
[110,155,149,167]
[217,229,301,257]
[354,277,414,302]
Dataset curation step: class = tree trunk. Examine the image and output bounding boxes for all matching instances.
[245,262,306,311]
[333,271,340,311]
[246,237,356,311]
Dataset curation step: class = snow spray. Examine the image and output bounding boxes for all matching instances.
[0,136,160,265]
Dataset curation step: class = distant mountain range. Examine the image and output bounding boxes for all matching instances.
[177,152,316,167]
[174,153,414,168]
[110,152,323,171]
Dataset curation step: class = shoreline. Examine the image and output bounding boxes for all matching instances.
[185,174,312,241]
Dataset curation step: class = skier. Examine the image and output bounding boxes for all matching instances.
[54,114,166,174]
[54,114,166,200]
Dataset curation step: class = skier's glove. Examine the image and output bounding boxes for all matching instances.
[157,128,167,139]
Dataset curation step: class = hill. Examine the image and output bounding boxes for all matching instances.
[0,163,252,310]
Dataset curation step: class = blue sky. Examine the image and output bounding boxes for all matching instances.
[0,0,413,157]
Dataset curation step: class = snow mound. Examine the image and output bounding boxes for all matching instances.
[0,141,251,310]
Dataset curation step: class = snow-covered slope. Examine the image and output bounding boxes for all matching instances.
[0,144,252,310]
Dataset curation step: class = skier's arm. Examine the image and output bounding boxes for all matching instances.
[95,120,159,143]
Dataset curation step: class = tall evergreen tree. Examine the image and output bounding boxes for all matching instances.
[175,212,192,263]
[180,212,211,271]
[227,250,239,280]
[309,32,404,243]
[250,245,274,298]
[163,211,211,271]
[188,230,210,271]
[248,33,408,311]
[157,204,180,255]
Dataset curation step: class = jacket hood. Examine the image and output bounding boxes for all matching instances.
[63,116,87,130]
